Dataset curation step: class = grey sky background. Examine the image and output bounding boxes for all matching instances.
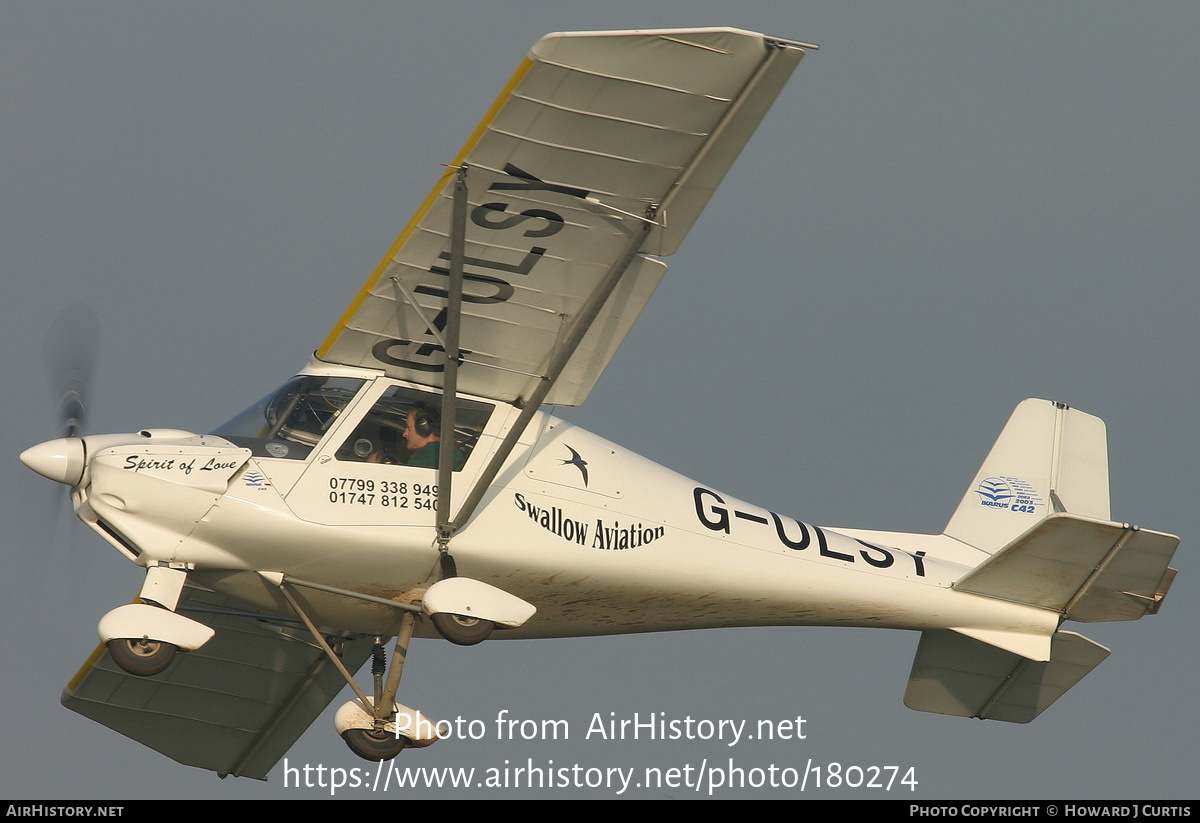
[2,2,1196,799]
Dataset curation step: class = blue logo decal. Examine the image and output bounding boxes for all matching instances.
[974,476,1042,514]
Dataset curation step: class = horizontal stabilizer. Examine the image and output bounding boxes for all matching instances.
[905,629,1109,723]
[948,626,1051,662]
[954,512,1179,622]
[62,586,375,779]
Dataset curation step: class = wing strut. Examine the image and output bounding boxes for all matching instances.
[274,578,377,710]
[448,211,654,536]
[432,185,657,545]
[388,276,447,350]
[435,166,467,560]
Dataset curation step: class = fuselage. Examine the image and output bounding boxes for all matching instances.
[48,362,1057,645]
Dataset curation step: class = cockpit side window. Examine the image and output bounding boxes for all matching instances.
[211,376,366,460]
[335,386,493,472]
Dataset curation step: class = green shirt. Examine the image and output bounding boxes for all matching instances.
[409,441,465,471]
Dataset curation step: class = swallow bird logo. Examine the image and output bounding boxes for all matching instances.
[560,445,589,487]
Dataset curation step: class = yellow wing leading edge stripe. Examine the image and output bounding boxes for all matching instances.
[316,57,535,359]
[66,641,108,693]
[313,29,809,406]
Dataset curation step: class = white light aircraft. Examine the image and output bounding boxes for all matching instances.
[21,28,1179,779]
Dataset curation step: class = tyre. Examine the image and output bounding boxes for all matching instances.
[107,637,177,676]
[342,728,409,761]
[431,612,494,646]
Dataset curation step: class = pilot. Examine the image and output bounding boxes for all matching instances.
[403,402,465,470]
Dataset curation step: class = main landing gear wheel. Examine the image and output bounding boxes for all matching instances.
[341,728,410,762]
[431,612,494,646]
[107,637,178,676]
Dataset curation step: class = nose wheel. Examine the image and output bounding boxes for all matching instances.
[97,570,214,678]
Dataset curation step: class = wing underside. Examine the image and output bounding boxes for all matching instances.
[318,28,810,406]
[61,586,375,780]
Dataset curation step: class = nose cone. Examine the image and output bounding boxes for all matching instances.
[20,438,85,486]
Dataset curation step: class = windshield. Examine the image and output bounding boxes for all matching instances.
[211,376,366,460]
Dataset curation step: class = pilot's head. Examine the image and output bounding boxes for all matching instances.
[403,402,440,450]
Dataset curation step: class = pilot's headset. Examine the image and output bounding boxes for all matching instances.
[410,402,440,438]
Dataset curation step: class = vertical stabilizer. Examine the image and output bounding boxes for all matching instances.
[945,400,1109,554]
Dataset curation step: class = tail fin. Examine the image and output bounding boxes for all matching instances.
[903,399,1180,722]
[944,399,1110,554]
[945,399,1177,623]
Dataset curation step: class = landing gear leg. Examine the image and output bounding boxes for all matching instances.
[100,565,213,677]
[379,611,414,713]
[340,612,418,762]
[262,574,440,760]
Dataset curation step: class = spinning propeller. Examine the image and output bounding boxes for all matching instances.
[46,302,99,438]
[21,303,100,486]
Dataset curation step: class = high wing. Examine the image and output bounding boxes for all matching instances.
[60,30,816,777]
[317,28,813,406]
[62,586,377,779]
